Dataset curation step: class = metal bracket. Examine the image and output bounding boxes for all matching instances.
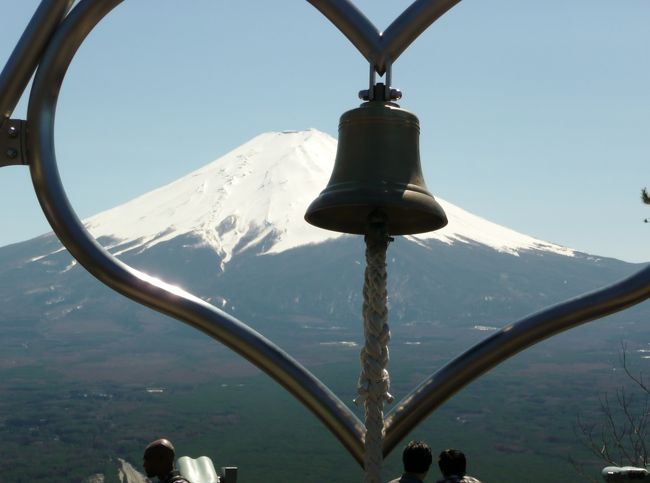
[0,119,28,167]
[359,62,402,102]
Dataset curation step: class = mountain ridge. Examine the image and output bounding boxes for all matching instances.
[0,130,648,483]
[49,129,577,271]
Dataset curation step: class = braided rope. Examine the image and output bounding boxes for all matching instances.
[356,222,393,483]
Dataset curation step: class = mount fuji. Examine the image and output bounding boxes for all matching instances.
[0,128,641,331]
[81,129,574,269]
[0,129,648,482]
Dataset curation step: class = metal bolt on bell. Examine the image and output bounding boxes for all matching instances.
[305,93,448,235]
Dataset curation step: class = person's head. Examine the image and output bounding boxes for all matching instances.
[438,449,467,477]
[402,440,433,476]
[143,438,176,478]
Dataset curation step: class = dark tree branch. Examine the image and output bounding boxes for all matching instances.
[621,346,650,395]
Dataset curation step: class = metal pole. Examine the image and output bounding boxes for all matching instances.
[379,0,461,73]
[0,0,73,125]
[307,0,461,74]
[306,0,381,68]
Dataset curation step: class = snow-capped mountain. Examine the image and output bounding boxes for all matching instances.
[2,128,637,330]
[82,129,573,269]
[84,130,341,266]
[0,129,647,483]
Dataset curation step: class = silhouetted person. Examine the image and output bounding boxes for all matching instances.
[436,449,482,483]
[143,438,190,483]
[389,440,433,483]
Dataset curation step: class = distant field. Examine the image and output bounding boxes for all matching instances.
[1,307,649,482]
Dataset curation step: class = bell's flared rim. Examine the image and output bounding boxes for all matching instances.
[305,186,448,236]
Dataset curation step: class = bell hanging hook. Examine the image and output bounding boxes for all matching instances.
[359,61,402,102]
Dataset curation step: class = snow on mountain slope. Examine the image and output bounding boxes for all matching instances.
[411,200,574,257]
[83,129,574,266]
[85,130,341,265]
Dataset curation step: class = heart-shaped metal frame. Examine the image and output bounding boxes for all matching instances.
[3,0,650,467]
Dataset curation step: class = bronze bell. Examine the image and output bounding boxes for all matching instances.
[305,100,448,235]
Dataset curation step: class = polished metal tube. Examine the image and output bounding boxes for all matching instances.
[307,0,381,68]
[0,0,73,123]
[307,0,461,74]
[26,0,365,465]
[380,0,461,73]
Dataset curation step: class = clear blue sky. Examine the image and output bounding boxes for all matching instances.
[1,1,649,262]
